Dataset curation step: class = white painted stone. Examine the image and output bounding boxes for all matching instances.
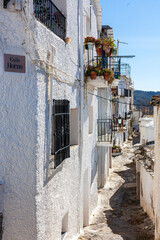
[0,0,102,240]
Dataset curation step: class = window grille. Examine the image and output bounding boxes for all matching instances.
[33,0,66,40]
[52,99,70,168]
[97,119,112,143]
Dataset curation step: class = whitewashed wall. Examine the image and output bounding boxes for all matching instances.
[137,161,154,222]
[0,5,38,240]
[153,105,160,240]
[139,117,154,144]
[0,0,101,239]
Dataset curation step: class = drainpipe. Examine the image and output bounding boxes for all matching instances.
[78,0,84,231]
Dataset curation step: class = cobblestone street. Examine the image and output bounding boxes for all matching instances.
[78,141,154,240]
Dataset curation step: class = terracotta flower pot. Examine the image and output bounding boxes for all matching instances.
[95,43,101,49]
[90,71,96,79]
[106,50,111,57]
[96,47,102,56]
[104,72,110,80]
[103,43,111,56]
[103,42,109,48]
[108,79,114,85]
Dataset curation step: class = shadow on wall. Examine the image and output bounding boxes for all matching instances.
[104,163,154,240]
[0,213,2,240]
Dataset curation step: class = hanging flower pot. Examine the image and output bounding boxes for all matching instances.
[84,37,95,50]
[102,42,110,52]
[102,37,116,57]
[95,38,102,48]
[96,47,102,56]
[87,42,94,50]
[106,49,112,57]
[90,71,97,79]
[103,44,111,56]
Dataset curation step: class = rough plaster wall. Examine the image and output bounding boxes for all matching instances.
[33,0,83,239]
[83,89,98,223]
[154,106,160,240]
[0,0,100,239]
[79,1,99,229]
[0,7,38,240]
[140,164,154,222]
[34,0,99,238]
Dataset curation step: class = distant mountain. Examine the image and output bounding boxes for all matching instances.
[134,90,160,114]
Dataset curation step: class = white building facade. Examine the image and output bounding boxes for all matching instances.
[0,0,105,240]
[139,117,154,145]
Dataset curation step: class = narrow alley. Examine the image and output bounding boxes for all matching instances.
[78,141,154,240]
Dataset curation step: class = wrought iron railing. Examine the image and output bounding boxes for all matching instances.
[97,119,112,143]
[33,0,66,40]
[52,99,70,168]
[85,53,131,79]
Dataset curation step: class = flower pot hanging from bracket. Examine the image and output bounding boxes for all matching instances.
[87,42,94,50]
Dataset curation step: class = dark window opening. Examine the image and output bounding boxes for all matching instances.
[3,0,10,8]
[51,99,70,168]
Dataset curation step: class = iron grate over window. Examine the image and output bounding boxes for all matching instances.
[33,0,66,40]
[52,99,70,168]
[97,119,112,143]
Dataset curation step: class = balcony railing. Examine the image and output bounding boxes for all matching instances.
[97,119,112,143]
[33,0,66,40]
[86,54,131,79]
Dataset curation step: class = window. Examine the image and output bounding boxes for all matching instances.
[124,89,129,97]
[33,0,66,40]
[51,99,70,168]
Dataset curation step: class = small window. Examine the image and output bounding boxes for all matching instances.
[51,99,70,168]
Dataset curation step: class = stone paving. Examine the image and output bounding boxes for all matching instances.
[78,141,154,240]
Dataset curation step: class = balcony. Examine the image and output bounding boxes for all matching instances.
[97,119,112,143]
[33,0,66,40]
[87,76,109,88]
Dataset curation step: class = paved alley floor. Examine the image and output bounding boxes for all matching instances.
[78,141,154,240]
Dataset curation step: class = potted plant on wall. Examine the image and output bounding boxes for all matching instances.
[84,36,95,50]
[95,38,102,56]
[102,68,115,84]
[85,66,100,80]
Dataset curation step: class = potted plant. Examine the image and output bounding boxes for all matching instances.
[85,66,99,80]
[102,37,116,57]
[112,145,118,153]
[108,70,114,84]
[102,68,110,80]
[84,36,95,50]
[95,38,102,56]
[102,68,115,84]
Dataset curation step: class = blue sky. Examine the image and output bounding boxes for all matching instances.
[99,0,160,91]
